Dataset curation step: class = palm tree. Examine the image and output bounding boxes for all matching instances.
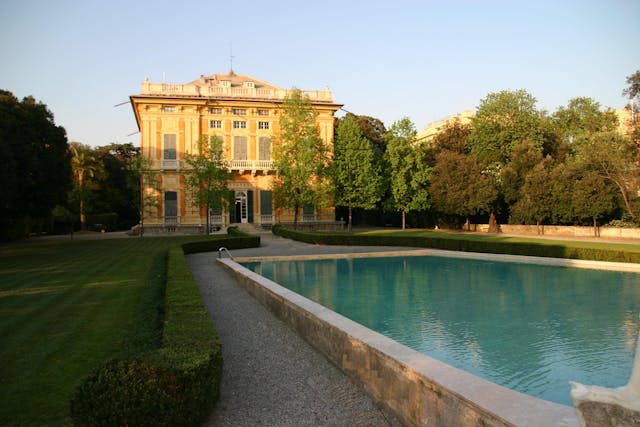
[70,143,96,231]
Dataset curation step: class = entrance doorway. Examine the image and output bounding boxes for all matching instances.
[234,191,248,224]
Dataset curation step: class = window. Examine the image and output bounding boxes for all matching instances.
[258,121,270,130]
[209,120,222,129]
[233,120,247,129]
[257,109,269,116]
[209,107,222,114]
[164,192,177,218]
[232,108,247,115]
[260,191,272,214]
[243,81,255,88]
[163,134,176,159]
[233,136,248,160]
[258,137,271,161]
[162,106,175,113]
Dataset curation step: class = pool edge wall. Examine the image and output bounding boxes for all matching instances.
[217,258,580,427]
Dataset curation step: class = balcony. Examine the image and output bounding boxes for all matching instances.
[161,159,180,170]
[228,159,275,175]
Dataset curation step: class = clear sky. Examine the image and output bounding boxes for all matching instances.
[1,0,638,147]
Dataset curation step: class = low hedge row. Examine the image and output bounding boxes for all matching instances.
[70,252,221,426]
[272,225,640,263]
[70,230,261,426]
[181,227,261,254]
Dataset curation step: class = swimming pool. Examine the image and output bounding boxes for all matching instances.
[241,253,640,406]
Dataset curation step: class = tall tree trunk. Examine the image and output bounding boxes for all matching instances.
[465,217,470,231]
[205,202,210,235]
[293,204,299,230]
[593,216,598,237]
[78,171,87,231]
[536,219,541,235]
[348,205,353,233]
[401,210,406,230]
[488,211,499,233]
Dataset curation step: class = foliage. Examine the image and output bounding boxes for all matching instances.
[272,225,640,263]
[70,142,100,231]
[510,156,555,226]
[384,117,431,229]
[92,143,141,230]
[332,114,383,230]
[428,117,472,156]
[575,131,640,220]
[181,227,261,254]
[429,150,498,227]
[552,97,618,152]
[0,90,71,240]
[469,89,543,165]
[623,70,640,100]
[184,135,231,234]
[272,89,331,227]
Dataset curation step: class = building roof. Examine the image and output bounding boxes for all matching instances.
[134,70,337,104]
[187,70,281,91]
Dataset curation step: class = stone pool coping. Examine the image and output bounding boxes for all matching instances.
[233,248,640,273]
[215,249,624,426]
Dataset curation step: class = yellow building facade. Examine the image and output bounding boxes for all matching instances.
[130,71,342,231]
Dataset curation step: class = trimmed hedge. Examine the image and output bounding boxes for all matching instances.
[70,249,222,427]
[272,225,640,264]
[181,227,260,254]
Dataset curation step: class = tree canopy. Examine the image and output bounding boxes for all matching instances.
[332,114,382,231]
[272,89,331,227]
[0,90,71,240]
[184,135,231,234]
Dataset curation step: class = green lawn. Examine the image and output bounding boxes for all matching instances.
[0,236,210,426]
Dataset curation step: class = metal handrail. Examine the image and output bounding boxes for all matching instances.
[218,247,233,259]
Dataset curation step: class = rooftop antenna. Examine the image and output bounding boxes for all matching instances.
[229,42,235,75]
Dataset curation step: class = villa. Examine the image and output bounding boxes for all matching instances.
[130,70,342,232]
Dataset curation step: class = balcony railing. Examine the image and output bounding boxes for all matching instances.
[260,214,274,225]
[141,81,334,103]
[228,159,274,174]
[161,159,180,170]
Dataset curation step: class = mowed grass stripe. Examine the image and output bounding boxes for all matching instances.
[0,236,208,426]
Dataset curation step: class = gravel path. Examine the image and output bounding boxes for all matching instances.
[187,233,411,426]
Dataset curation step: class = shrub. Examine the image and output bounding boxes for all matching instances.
[70,248,223,427]
[271,225,640,263]
[181,228,260,254]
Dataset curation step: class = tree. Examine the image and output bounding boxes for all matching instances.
[469,89,543,165]
[70,143,98,231]
[552,97,618,152]
[574,131,640,221]
[384,118,431,230]
[623,70,640,145]
[510,156,555,231]
[272,89,331,228]
[184,135,231,234]
[500,139,543,207]
[332,115,382,231]
[93,143,140,230]
[429,117,472,156]
[570,168,618,235]
[129,153,157,237]
[623,70,640,100]
[0,90,71,240]
[429,150,498,230]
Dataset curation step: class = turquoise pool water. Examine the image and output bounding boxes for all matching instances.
[242,255,640,406]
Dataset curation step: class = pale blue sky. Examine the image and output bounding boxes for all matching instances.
[1,0,638,147]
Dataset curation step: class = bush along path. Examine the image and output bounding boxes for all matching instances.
[70,230,260,426]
